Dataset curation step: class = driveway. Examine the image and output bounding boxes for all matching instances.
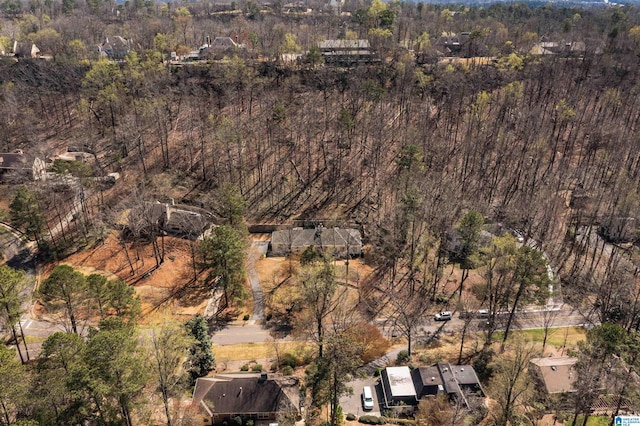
[247,241,268,322]
[340,377,382,417]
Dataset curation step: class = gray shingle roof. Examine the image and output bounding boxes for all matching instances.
[195,375,299,416]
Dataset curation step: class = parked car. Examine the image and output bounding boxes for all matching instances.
[477,309,489,318]
[362,386,374,410]
[434,311,452,321]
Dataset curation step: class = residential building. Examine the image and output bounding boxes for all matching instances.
[99,36,132,60]
[529,356,578,394]
[317,39,375,65]
[380,363,484,411]
[128,201,212,239]
[381,366,418,407]
[0,152,46,181]
[193,373,301,425]
[270,225,362,258]
[434,33,470,56]
[199,37,244,60]
[13,41,40,58]
[599,216,638,243]
[412,363,484,409]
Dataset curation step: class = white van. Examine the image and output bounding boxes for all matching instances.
[362,386,374,410]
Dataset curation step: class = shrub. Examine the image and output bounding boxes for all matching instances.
[300,245,321,264]
[359,415,386,425]
[266,312,273,321]
[282,365,294,376]
[396,350,410,364]
[473,349,495,382]
[240,364,249,371]
[435,294,448,304]
[51,159,93,178]
[246,421,254,426]
[280,352,299,368]
[346,413,357,421]
[251,364,263,372]
[385,418,415,425]
[350,322,390,363]
[336,405,344,426]
[373,368,381,377]
[243,314,250,321]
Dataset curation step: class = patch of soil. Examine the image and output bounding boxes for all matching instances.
[53,231,209,322]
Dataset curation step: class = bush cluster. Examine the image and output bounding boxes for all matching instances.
[358,415,386,425]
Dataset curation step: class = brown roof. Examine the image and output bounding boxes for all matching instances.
[530,357,578,394]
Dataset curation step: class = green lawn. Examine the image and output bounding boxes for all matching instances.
[565,415,611,426]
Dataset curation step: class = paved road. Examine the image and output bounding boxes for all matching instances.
[211,323,273,345]
[379,306,592,342]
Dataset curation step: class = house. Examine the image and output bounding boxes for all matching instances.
[13,41,40,58]
[0,152,46,181]
[193,373,301,425]
[99,36,132,60]
[529,356,578,394]
[381,366,418,408]
[199,37,243,60]
[317,39,375,65]
[530,40,589,56]
[269,226,362,258]
[128,201,212,239]
[599,216,638,243]
[411,363,484,409]
[530,41,559,55]
[434,32,470,56]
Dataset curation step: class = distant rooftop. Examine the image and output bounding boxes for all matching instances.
[318,39,370,49]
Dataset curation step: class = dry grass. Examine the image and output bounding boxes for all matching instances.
[214,341,313,361]
[504,327,586,348]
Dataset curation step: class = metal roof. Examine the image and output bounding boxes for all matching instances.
[385,366,416,397]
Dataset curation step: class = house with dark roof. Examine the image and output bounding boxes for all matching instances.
[270,226,362,258]
[193,373,301,425]
[317,39,376,65]
[598,216,638,244]
[411,363,484,409]
[99,36,132,60]
[379,363,484,412]
[434,33,470,56]
[199,36,245,60]
[0,152,46,181]
[13,41,40,58]
[128,201,212,239]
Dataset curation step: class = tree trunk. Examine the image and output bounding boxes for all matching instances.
[10,325,24,364]
[18,320,30,361]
